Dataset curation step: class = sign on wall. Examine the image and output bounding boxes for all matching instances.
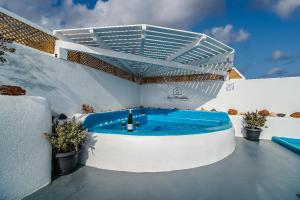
[226,83,235,92]
[167,86,188,101]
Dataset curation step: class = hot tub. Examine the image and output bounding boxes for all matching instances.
[81,108,235,172]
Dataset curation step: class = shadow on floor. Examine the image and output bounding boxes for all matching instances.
[25,138,300,200]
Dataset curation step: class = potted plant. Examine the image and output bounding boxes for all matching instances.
[45,118,87,175]
[243,111,267,141]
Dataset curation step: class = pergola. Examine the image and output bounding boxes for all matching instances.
[53,24,234,79]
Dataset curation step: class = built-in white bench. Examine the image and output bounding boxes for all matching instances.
[230,115,300,140]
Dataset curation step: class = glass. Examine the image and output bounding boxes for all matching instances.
[121,120,126,130]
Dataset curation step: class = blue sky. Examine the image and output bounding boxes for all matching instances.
[195,0,300,78]
[1,0,300,79]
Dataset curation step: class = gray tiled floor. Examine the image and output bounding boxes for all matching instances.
[25,138,300,200]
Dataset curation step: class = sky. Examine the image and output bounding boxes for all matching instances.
[1,0,300,79]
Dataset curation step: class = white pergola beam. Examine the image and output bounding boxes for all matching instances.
[202,40,227,53]
[205,35,234,52]
[56,40,227,76]
[55,25,234,67]
[53,31,74,42]
[189,51,234,66]
[193,48,214,57]
[198,44,221,55]
[139,25,146,56]
[146,30,199,40]
[144,66,188,77]
[89,29,136,74]
[54,25,234,77]
[166,34,206,61]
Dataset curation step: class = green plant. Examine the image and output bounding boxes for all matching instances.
[243,111,267,129]
[45,118,88,153]
[0,34,15,63]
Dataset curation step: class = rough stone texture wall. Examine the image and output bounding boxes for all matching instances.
[0,95,52,200]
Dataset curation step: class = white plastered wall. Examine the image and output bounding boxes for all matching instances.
[141,77,300,139]
[1,43,300,141]
[203,78,300,114]
[141,77,300,113]
[141,80,224,109]
[0,44,141,116]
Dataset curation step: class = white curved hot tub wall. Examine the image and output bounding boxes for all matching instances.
[0,96,52,200]
[81,127,235,172]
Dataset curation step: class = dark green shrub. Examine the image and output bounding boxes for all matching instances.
[45,118,88,153]
[0,34,15,63]
[243,111,267,129]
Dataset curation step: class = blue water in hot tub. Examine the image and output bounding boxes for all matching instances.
[83,108,232,136]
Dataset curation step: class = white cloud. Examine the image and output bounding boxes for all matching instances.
[271,49,300,61]
[266,67,285,76]
[261,66,300,78]
[205,24,250,44]
[40,16,49,26]
[275,0,300,18]
[253,0,300,18]
[272,50,288,60]
[0,0,225,30]
[234,29,250,42]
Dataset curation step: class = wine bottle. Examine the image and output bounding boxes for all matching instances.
[127,109,133,132]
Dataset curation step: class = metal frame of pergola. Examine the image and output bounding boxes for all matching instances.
[54,24,234,78]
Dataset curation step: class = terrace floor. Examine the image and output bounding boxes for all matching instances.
[25,138,300,200]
